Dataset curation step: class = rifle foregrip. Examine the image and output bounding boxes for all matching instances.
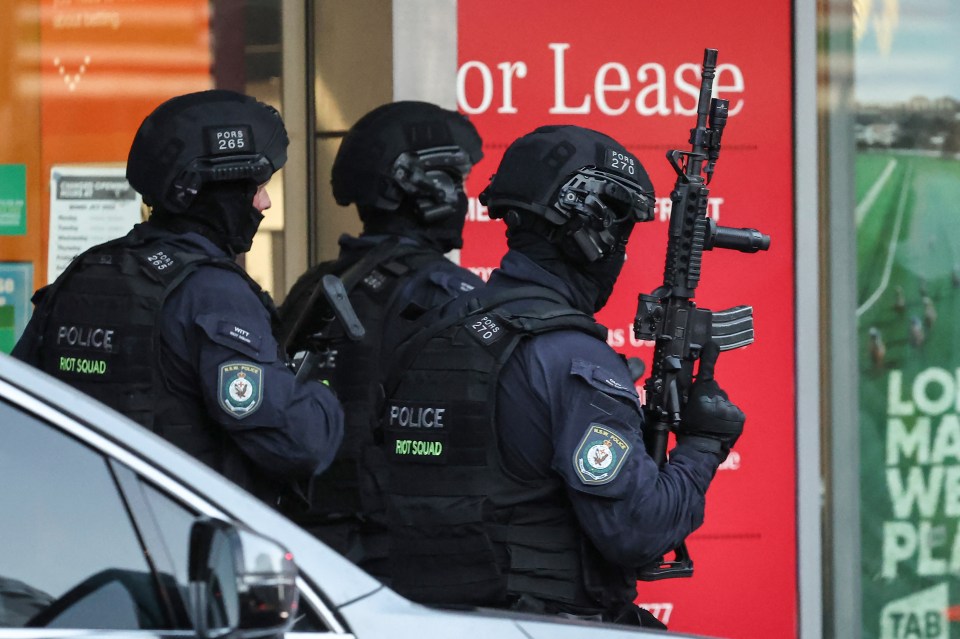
[710,226,771,253]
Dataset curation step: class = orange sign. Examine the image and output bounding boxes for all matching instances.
[37,0,212,282]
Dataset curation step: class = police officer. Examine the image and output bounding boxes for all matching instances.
[13,90,344,503]
[277,101,484,570]
[379,125,745,626]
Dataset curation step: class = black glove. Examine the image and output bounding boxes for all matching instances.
[677,341,745,457]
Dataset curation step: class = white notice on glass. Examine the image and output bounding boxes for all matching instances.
[48,166,142,283]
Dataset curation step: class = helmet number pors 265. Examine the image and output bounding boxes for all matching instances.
[573,423,631,485]
[218,362,264,419]
[206,125,253,155]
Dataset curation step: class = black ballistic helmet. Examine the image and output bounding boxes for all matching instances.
[331,101,483,223]
[480,125,655,262]
[126,90,289,213]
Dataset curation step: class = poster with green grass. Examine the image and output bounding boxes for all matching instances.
[856,1,960,636]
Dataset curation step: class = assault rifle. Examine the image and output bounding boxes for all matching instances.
[283,274,365,383]
[633,48,770,580]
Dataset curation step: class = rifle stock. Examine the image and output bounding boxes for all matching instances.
[632,48,770,581]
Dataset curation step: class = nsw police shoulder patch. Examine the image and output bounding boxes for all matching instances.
[218,362,264,419]
[573,423,631,485]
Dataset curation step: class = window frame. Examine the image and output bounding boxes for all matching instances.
[109,461,195,630]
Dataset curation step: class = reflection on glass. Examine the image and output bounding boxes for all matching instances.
[0,401,160,628]
[141,481,199,589]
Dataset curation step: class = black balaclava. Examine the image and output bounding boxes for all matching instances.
[506,228,629,314]
[150,180,263,256]
[358,187,468,254]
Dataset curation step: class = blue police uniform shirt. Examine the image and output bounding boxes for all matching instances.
[491,250,724,568]
[154,228,344,481]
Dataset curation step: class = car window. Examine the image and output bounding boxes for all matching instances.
[0,400,168,629]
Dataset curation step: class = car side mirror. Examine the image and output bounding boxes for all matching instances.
[188,518,299,639]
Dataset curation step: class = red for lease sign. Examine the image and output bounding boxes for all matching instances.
[457,3,797,637]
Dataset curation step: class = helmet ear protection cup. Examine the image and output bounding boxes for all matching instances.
[414,169,462,223]
[387,147,469,223]
[479,125,655,263]
[330,101,482,225]
[126,90,288,214]
[553,168,655,261]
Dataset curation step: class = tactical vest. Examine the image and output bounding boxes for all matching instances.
[282,239,458,564]
[379,287,637,614]
[33,232,276,487]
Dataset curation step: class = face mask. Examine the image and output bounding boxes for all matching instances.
[188,181,262,256]
[223,206,264,254]
[583,248,627,312]
[423,190,468,252]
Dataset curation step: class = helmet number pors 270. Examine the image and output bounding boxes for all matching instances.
[218,362,264,419]
[573,423,631,485]
[466,315,503,345]
[603,147,636,176]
